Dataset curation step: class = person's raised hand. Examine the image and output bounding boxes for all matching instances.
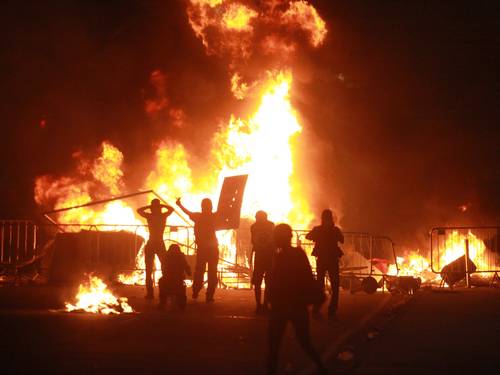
[175,197,182,206]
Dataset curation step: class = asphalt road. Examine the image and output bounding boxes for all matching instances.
[348,287,500,375]
[4,284,497,374]
[0,285,393,374]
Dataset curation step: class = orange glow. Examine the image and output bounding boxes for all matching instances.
[230,72,250,100]
[91,142,124,196]
[143,70,312,227]
[36,71,313,286]
[213,71,312,225]
[222,3,257,32]
[439,231,488,271]
[388,231,490,284]
[283,1,327,47]
[187,0,327,59]
[65,275,133,314]
[191,0,224,7]
[388,251,437,283]
[261,35,297,56]
[37,1,326,287]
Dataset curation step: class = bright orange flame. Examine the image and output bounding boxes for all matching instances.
[116,71,312,285]
[191,0,224,7]
[215,71,312,225]
[388,251,437,283]
[388,231,490,284]
[283,1,328,47]
[143,70,312,227]
[231,72,251,100]
[34,141,137,230]
[187,0,327,60]
[36,1,327,287]
[65,275,134,314]
[439,231,488,271]
[222,3,257,32]
[91,142,124,196]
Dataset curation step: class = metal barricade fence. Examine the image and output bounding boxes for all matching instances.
[42,223,194,272]
[294,230,397,277]
[0,220,38,264]
[38,223,249,288]
[430,226,500,276]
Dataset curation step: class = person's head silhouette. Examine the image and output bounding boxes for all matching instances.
[150,199,161,214]
[321,209,334,226]
[201,198,213,214]
[255,210,268,223]
[168,243,181,253]
[274,223,293,249]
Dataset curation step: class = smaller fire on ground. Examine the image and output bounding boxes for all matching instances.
[65,274,134,314]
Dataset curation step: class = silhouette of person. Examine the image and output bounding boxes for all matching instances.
[137,199,174,299]
[250,210,275,314]
[267,224,326,375]
[158,244,192,310]
[176,197,219,303]
[306,209,344,319]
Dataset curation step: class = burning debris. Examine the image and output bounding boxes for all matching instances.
[65,275,134,314]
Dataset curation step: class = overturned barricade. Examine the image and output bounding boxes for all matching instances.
[431,226,500,287]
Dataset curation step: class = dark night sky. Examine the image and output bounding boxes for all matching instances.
[1,0,499,248]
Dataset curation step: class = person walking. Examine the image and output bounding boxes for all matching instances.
[267,223,326,375]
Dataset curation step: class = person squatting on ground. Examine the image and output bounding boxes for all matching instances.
[267,223,327,375]
[158,244,191,310]
[250,210,275,314]
[306,209,344,319]
[137,199,174,299]
[176,197,219,303]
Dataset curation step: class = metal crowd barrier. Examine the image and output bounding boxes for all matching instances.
[37,222,249,288]
[0,220,38,264]
[42,223,193,272]
[293,230,398,293]
[430,226,500,286]
[294,230,398,277]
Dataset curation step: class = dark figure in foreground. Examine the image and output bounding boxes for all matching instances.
[267,223,326,375]
[158,244,192,310]
[306,209,344,318]
[176,197,219,303]
[137,199,174,299]
[250,210,275,314]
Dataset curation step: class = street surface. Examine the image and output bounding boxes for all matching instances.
[349,287,499,375]
[1,285,498,374]
[0,285,392,374]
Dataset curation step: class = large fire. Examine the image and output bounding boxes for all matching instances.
[33,1,492,291]
[65,275,134,314]
[35,1,328,287]
[118,70,311,285]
